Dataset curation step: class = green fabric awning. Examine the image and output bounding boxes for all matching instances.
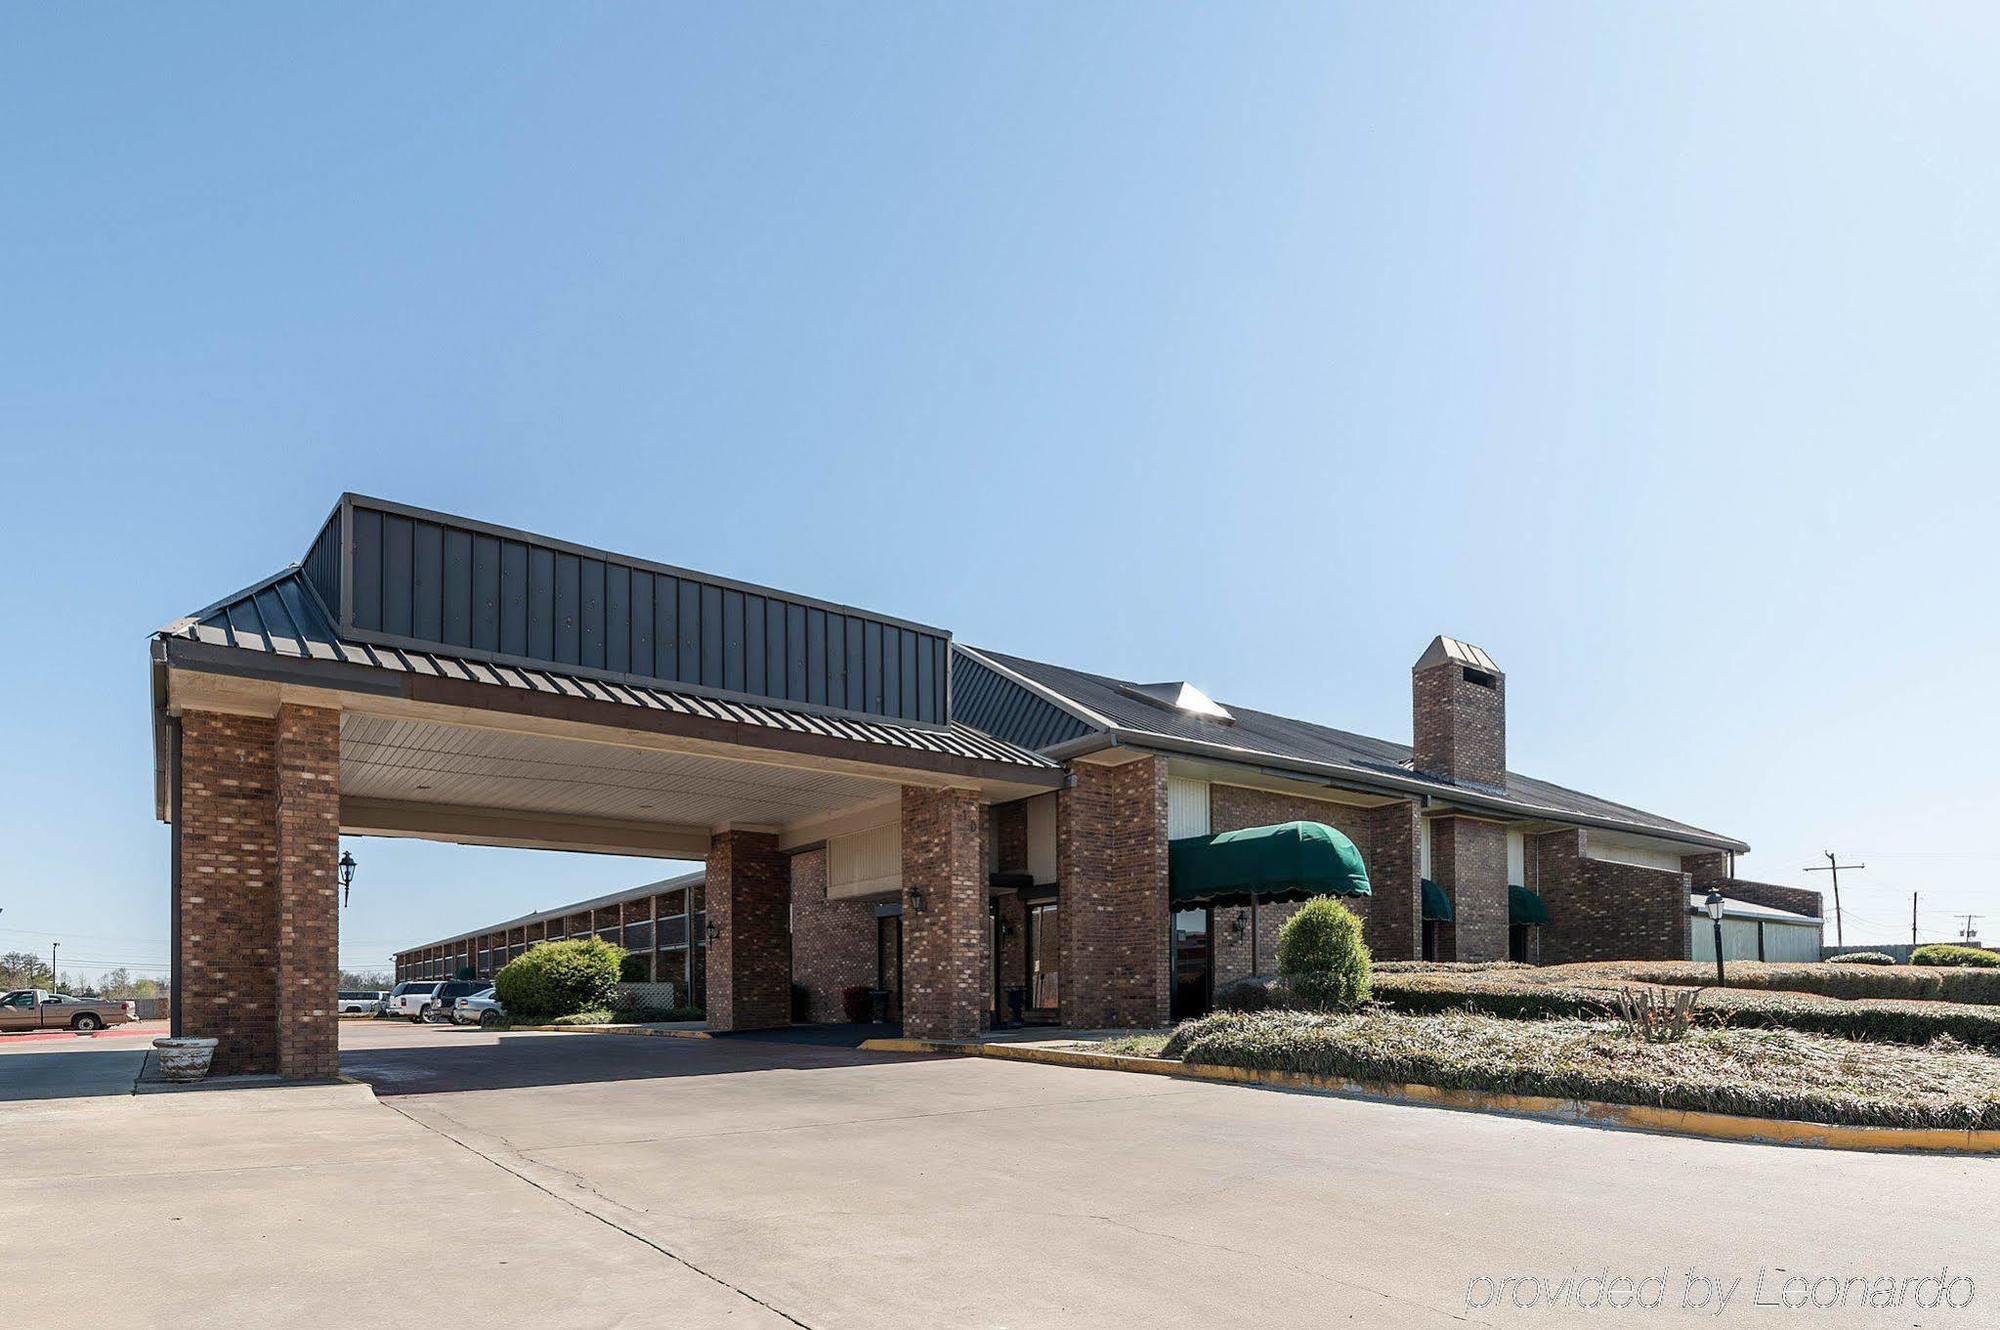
[1510,884,1551,926]
[1421,878,1453,922]
[1168,821,1371,907]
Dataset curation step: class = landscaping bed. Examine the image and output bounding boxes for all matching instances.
[1370,972,2000,1050]
[1537,959,2000,1005]
[1153,1009,2000,1130]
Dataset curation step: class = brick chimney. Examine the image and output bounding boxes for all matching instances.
[1412,636,1505,788]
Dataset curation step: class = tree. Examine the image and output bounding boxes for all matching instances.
[339,969,392,990]
[1276,898,1372,1011]
[0,952,54,989]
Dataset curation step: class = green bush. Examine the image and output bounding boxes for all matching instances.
[1912,945,2000,969]
[1276,899,1372,1011]
[1829,952,1896,965]
[545,1007,617,1026]
[1213,974,1287,1013]
[493,938,624,1018]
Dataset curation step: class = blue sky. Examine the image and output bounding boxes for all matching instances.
[3,4,1995,978]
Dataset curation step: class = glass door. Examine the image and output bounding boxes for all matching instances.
[1171,907,1213,1021]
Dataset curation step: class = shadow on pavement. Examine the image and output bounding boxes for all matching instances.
[0,1044,147,1101]
[342,1025,942,1097]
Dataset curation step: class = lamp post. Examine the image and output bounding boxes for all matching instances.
[50,941,59,991]
[338,851,357,908]
[1705,889,1727,987]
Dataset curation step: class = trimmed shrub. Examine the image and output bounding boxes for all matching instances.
[841,985,875,1023]
[493,937,623,1019]
[619,952,652,983]
[1276,899,1372,1011]
[1369,972,2000,1050]
[1913,945,2000,969]
[1373,960,1531,974]
[1829,952,1896,965]
[1213,974,1287,1013]
[1164,1009,2000,1130]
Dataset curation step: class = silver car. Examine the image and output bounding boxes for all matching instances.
[453,987,505,1027]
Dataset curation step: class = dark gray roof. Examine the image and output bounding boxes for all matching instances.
[961,645,1746,851]
[164,569,1057,771]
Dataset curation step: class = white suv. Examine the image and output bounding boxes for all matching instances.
[386,981,444,1021]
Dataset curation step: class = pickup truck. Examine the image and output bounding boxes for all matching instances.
[0,989,138,1032]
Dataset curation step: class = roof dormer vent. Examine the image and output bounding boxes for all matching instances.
[1117,680,1234,724]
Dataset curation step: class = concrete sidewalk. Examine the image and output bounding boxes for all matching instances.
[0,1078,797,1329]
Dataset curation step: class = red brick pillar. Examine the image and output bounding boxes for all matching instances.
[1362,799,1423,961]
[705,829,790,1030]
[1057,756,1170,1029]
[177,711,280,1076]
[900,785,987,1040]
[275,704,341,1080]
[1432,815,1508,962]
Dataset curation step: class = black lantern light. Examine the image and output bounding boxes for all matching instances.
[1705,888,1726,986]
[338,850,358,908]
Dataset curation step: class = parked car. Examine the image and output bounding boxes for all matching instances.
[386,981,444,1021]
[389,979,488,1023]
[453,987,504,1027]
[0,989,137,1032]
[337,989,387,1015]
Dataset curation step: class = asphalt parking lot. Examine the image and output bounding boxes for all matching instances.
[6,1019,1997,1328]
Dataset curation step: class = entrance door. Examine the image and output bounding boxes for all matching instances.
[1171,907,1213,1021]
[1026,901,1059,1018]
[876,914,902,1023]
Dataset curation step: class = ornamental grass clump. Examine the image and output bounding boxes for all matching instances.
[493,937,623,1019]
[1276,898,1371,1011]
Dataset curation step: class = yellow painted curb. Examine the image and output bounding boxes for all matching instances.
[515,1023,710,1039]
[858,1039,2000,1154]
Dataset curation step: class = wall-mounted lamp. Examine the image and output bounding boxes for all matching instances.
[909,886,929,915]
[338,851,357,908]
[705,920,721,944]
[1229,910,1249,940]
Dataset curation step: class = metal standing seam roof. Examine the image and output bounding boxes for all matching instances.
[960,645,1748,851]
[1689,893,1822,925]
[401,869,706,957]
[162,568,1057,770]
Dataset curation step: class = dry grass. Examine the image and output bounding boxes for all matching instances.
[1156,1009,2000,1129]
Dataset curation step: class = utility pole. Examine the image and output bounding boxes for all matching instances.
[1912,892,1919,947]
[1803,852,1864,947]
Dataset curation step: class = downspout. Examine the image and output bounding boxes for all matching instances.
[168,715,183,1037]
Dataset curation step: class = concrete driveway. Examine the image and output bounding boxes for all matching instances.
[6,1020,1996,1328]
[341,1021,1995,1329]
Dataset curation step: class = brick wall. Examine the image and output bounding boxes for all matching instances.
[178,711,280,1076]
[273,704,340,1080]
[789,848,877,1022]
[1412,661,1505,787]
[900,785,987,1039]
[1058,756,1170,1028]
[995,891,1027,1014]
[1532,829,1690,963]
[1431,816,1508,961]
[995,801,1028,874]
[705,830,790,1030]
[1682,852,1822,919]
[1202,784,1422,975]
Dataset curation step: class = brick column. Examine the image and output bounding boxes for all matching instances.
[1362,799,1423,961]
[1431,815,1508,962]
[275,704,341,1080]
[177,711,280,1076]
[900,785,987,1040]
[1058,756,1170,1029]
[705,829,790,1030]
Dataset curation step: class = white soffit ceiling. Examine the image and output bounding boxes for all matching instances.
[339,714,892,828]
